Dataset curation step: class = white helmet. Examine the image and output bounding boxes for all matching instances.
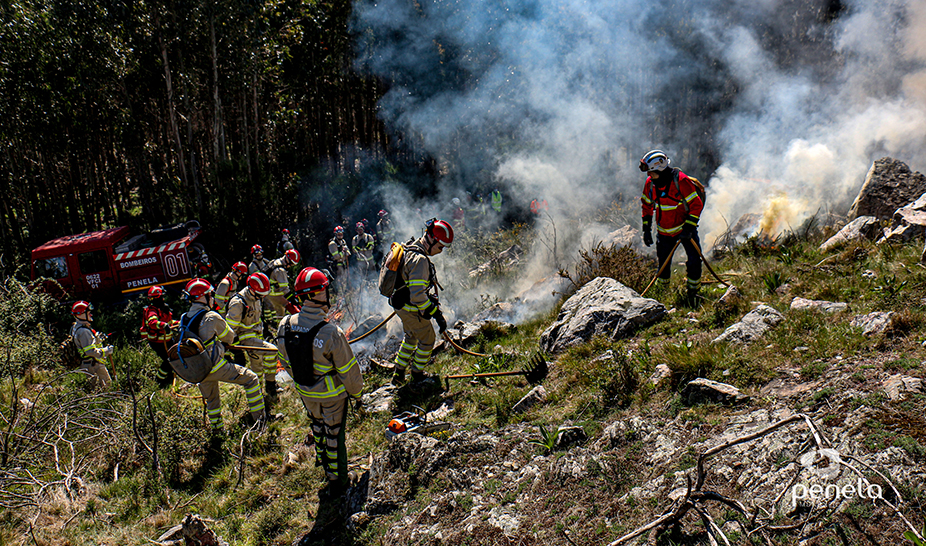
[640,150,670,172]
[451,197,461,206]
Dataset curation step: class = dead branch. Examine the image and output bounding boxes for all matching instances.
[605,413,918,546]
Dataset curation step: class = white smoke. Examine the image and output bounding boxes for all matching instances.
[351,0,926,316]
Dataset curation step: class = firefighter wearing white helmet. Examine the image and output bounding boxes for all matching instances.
[69,300,113,389]
[180,278,266,432]
[262,248,300,323]
[141,285,178,388]
[352,221,376,274]
[639,149,704,305]
[389,218,452,386]
[225,272,282,405]
[276,267,363,500]
[215,261,248,313]
[248,244,269,275]
[328,226,351,292]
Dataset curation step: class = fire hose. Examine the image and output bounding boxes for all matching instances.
[348,311,396,344]
[639,238,730,298]
[442,332,491,358]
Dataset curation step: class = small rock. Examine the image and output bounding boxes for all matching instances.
[793,346,810,352]
[512,385,547,414]
[712,304,785,344]
[555,426,587,449]
[883,375,925,401]
[851,311,894,336]
[790,297,848,314]
[649,364,673,387]
[681,378,750,406]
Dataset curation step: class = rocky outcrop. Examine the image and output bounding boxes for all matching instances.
[819,216,881,251]
[712,304,785,344]
[878,192,926,244]
[847,157,926,221]
[539,277,665,354]
[882,374,924,401]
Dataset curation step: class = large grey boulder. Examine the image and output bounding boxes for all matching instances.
[539,277,665,354]
[819,216,881,251]
[848,157,926,221]
[712,304,785,344]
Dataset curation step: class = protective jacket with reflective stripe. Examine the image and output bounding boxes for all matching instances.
[142,304,173,342]
[641,169,704,236]
[187,302,235,371]
[225,289,263,341]
[400,240,439,317]
[263,257,291,297]
[215,275,239,311]
[276,305,363,401]
[72,321,105,364]
[352,233,375,265]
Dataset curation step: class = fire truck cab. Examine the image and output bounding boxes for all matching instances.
[30,220,210,301]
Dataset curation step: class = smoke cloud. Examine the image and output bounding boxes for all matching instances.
[349,0,926,318]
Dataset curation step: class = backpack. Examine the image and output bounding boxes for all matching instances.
[60,325,89,368]
[378,243,405,298]
[672,170,706,213]
[167,309,216,384]
[281,317,328,387]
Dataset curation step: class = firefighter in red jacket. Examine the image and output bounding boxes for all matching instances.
[640,150,703,304]
[142,285,178,388]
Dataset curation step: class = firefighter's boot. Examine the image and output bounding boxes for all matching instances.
[391,366,406,386]
[265,381,279,407]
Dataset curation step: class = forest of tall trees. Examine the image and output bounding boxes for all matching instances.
[0,0,402,269]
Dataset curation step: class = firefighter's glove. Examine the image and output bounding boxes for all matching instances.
[642,219,653,247]
[643,229,653,247]
[102,345,114,356]
[433,309,447,334]
[678,219,698,240]
[351,394,364,414]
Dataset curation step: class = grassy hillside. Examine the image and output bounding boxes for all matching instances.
[0,223,924,545]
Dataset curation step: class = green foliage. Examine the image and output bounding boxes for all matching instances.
[561,242,652,293]
[762,271,790,294]
[528,424,559,454]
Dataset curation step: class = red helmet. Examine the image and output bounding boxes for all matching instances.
[284,248,301,264]
[232,261,248,275]
[334,226,344,235]
[147,285,165,299]
[294,267,329,296]
[71,300,92,317]
[356,222,365,231]
[426,218,454,246]
[378,209,388,218]
[247,272,271,297]
[282,228,290,235]
[251,244,263,255]
[183,278,214,300]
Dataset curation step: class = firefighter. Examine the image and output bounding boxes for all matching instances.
[180,278,266,432]
[70,301,113,390]
[352,221,376,275]
[276,267,363,499]
[530,198,549,215]
[215,262,248,313]
[450,198,466,231]
[264,248,300,322]
[376,209,394,247]
[639,149,703,305]
[225,273,281,405]
[491,188,503,215]
[389,218,451,386]
[248,244,270,275]
[142,286,177,388]
[327,226,351,292]
[277,228,295,255]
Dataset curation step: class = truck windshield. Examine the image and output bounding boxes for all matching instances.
[34,257,69,279]
[78,250,109,274]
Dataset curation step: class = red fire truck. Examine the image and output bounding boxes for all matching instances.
[30,220,211,300]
